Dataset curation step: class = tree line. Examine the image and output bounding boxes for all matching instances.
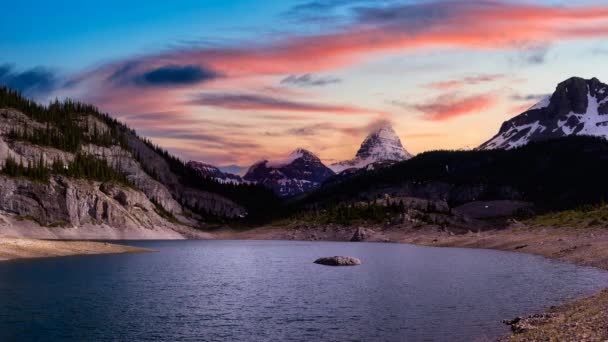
[2,153,130,185]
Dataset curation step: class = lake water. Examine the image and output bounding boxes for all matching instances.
[1,240,608,341]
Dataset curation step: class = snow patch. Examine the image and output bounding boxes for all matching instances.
[530,96,551,111]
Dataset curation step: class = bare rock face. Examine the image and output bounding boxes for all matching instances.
[0,175,180,230]
[314,256,362,266]
[124,135,246,218]
[81,144,184,216]
[351,227,373,242]
[0,103,248,236]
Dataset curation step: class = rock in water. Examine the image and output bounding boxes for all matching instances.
[314,256,361,266]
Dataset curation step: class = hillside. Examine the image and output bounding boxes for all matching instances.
[294,136,608,215]
[0,87,279,238]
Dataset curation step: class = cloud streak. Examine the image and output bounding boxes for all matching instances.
[76,1,608,87]
[0,64,58,97]
[426,74,505,90]
[413,93,499,121]
[32,0,608,165]
[108,63,221,87]
[280,74,341,87]
[187,93,384,115]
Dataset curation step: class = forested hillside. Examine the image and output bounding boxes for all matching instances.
[0,87,279,226]
[295,136,608,212]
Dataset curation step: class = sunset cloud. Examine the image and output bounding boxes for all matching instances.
[187,93,384,115]
[426,74,505,90]
[72,1,608,91]
[280,74,341,87]
[17,0,608,165]
[413,93,499,121]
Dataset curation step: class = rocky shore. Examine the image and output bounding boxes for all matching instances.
[0,235,150,262]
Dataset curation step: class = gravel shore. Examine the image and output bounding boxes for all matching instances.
[0,235,151,262]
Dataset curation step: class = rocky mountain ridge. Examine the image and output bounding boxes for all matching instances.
[480,77,608,150]
[330,125,412,173]
[0,89,251,238]
[243,148,335,197]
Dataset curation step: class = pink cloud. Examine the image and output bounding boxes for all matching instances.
[187,93,386,116]
[427,74,506,90]
[414,93,500,121]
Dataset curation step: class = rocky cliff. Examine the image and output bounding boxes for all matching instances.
[0,91,248,239]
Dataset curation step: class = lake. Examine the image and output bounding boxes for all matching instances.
[1,240,608,341]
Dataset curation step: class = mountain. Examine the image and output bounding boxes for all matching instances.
[243,148,335,197]
[0,87,281,238]
[480,77,608,150]
[330,125,413,173]
[298,135,608,212]
[186,161,243,184]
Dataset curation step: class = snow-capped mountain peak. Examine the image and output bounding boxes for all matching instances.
[480,77,608,150]
[330,125,413,173]
[244,148,334,197]
[266,148,317,167]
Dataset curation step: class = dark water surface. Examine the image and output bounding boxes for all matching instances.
[1,240,608,341]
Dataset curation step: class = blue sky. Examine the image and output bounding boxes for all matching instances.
[2,0,294,70]
[2,0,608,166]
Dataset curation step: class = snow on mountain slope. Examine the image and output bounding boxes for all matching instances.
[480,77,608,150]
[243,148,335,197]
[186,161,244,184]
[330,125,413,173]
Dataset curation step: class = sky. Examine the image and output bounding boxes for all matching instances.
[3,0,608,168]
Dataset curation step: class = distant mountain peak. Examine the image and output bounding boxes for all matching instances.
[266,148,319,168]
[186,161,244,184]
[480,76,608,150]
[244,148,333,197]
[330,125,413,173]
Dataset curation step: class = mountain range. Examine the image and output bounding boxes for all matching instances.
[2,76,608,236]
[192,125,414,197]
[188,77,608,198]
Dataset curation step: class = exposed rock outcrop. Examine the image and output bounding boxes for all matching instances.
[314,256,362,266]
[351,227,373,242]
[0,104,247,238]
[0,175,174,229]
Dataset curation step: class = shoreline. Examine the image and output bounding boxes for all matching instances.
[2,223,607,339]
[0,235,152,262]
[214,223,608,269]
[215,222,608,340]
